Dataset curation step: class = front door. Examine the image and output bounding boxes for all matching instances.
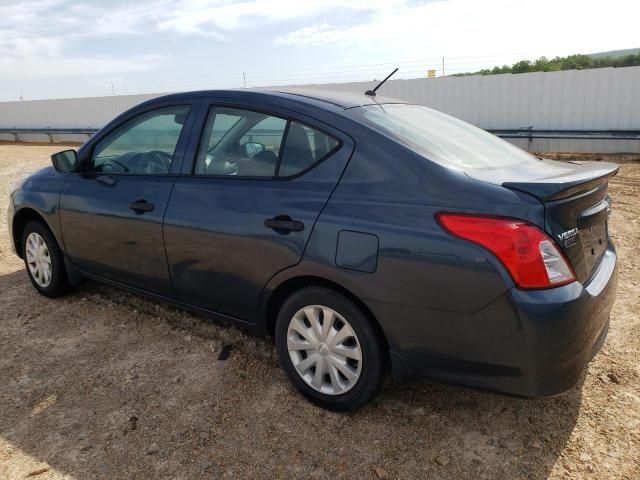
[60,104,194,296]
[163,104,353,321]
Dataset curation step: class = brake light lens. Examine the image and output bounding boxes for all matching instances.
[435,213,576,289]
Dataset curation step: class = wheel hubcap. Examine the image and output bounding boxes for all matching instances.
[25,232,52,288]
[287,305,362,395]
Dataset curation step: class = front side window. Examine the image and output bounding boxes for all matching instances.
[195,107,287,177]
[92,106,189,174]
[347,104,540,170]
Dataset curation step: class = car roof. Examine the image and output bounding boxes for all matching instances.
[272,88,407,109]
[155,88,408,111]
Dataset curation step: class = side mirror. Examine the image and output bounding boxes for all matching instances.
[51,149,78,172]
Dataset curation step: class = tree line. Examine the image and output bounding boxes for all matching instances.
[454,53,640,76]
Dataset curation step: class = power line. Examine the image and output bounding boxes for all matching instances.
[113,51,559,93]
[9,50,568,101]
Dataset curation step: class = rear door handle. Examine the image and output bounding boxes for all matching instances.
[128,199,155,213]
[264,215,304,233]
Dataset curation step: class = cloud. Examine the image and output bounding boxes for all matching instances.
[0,0,167,79]
[155,0,411,35]
[0,0,414,79]
[0,55,163,80]
[272,0,640,71]
[2,0,639,86]
[273,1,476,49]
[273,0,428,47]
[273,23,339,47]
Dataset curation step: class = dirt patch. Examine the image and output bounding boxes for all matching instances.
[1,144,639,479]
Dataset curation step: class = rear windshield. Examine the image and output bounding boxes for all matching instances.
[348,104,539,169]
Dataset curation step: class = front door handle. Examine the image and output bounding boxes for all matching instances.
[128,199,155,213]
[264,215,304,233]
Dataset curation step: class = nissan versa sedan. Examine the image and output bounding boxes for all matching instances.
[8,89,618,411]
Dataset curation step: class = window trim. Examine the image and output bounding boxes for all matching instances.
[81,103,194,177]
[191,104,343,181]
[276,120,342,179]
[273,119,292,177]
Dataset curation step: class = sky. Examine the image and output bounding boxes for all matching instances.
[1,0,639,101]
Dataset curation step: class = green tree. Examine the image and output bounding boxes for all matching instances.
[511,60,533,73]
[452,52,640,77]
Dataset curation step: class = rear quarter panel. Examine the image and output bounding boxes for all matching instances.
[304,134,544,312]
[262,132,545,361]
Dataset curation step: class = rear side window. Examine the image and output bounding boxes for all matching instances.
[205,111,243,150]
[195,107,287,177]
[195,108,339,178]
[278,122,339,177]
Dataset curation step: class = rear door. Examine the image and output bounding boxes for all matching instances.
[163,102,354,321]
[60,102,197,296]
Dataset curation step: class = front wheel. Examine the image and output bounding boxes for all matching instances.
[22,221,71,298]
[275,287,386,411]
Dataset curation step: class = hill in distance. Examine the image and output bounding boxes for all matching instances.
[589,48,640,58]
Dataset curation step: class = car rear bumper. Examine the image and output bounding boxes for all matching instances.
[380,243,618,397]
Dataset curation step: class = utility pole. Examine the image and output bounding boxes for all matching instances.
[110,81,115,95]
[442,57,445,77]
[243,72,247,88]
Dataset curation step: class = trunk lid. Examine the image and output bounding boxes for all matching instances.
[466,159,619,284]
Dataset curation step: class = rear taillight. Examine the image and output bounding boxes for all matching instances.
[435,213,576,289]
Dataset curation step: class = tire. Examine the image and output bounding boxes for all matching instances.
[21,220,71,298]
[275,286,386,411]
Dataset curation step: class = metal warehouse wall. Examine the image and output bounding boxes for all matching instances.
[0,93,160,143]
[307,66,640,130]
[1,66,639,152]
[0,93,159,129]
[295,66,640,153]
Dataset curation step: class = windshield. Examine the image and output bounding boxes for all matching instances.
[348,104,539,169]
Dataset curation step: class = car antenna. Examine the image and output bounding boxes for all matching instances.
[365,68,398,96]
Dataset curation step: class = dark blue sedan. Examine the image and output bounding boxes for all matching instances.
[8,89,618,410]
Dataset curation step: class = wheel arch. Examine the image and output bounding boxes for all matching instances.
[263,275,389,352]
[12,208,55,258]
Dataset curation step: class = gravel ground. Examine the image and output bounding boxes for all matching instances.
[0,143,638,479]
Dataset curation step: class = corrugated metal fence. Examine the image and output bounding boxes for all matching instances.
[1,66,639,152]
[298,66,640,153]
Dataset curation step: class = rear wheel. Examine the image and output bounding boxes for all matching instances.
[275,287,386,411]
[22,221,71,297]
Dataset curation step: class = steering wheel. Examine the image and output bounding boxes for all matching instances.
[204,153,238,175]
[102,158,129,173]
[144,150,172,174]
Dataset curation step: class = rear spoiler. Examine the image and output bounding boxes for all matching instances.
[502,161,619,201]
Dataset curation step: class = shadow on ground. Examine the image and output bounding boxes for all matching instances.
[0,269,583,479]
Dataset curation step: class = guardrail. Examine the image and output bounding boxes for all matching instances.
[1,127,639,145]
[0,128,97,142]
[488,128,640,151]
[488,128,640,140]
